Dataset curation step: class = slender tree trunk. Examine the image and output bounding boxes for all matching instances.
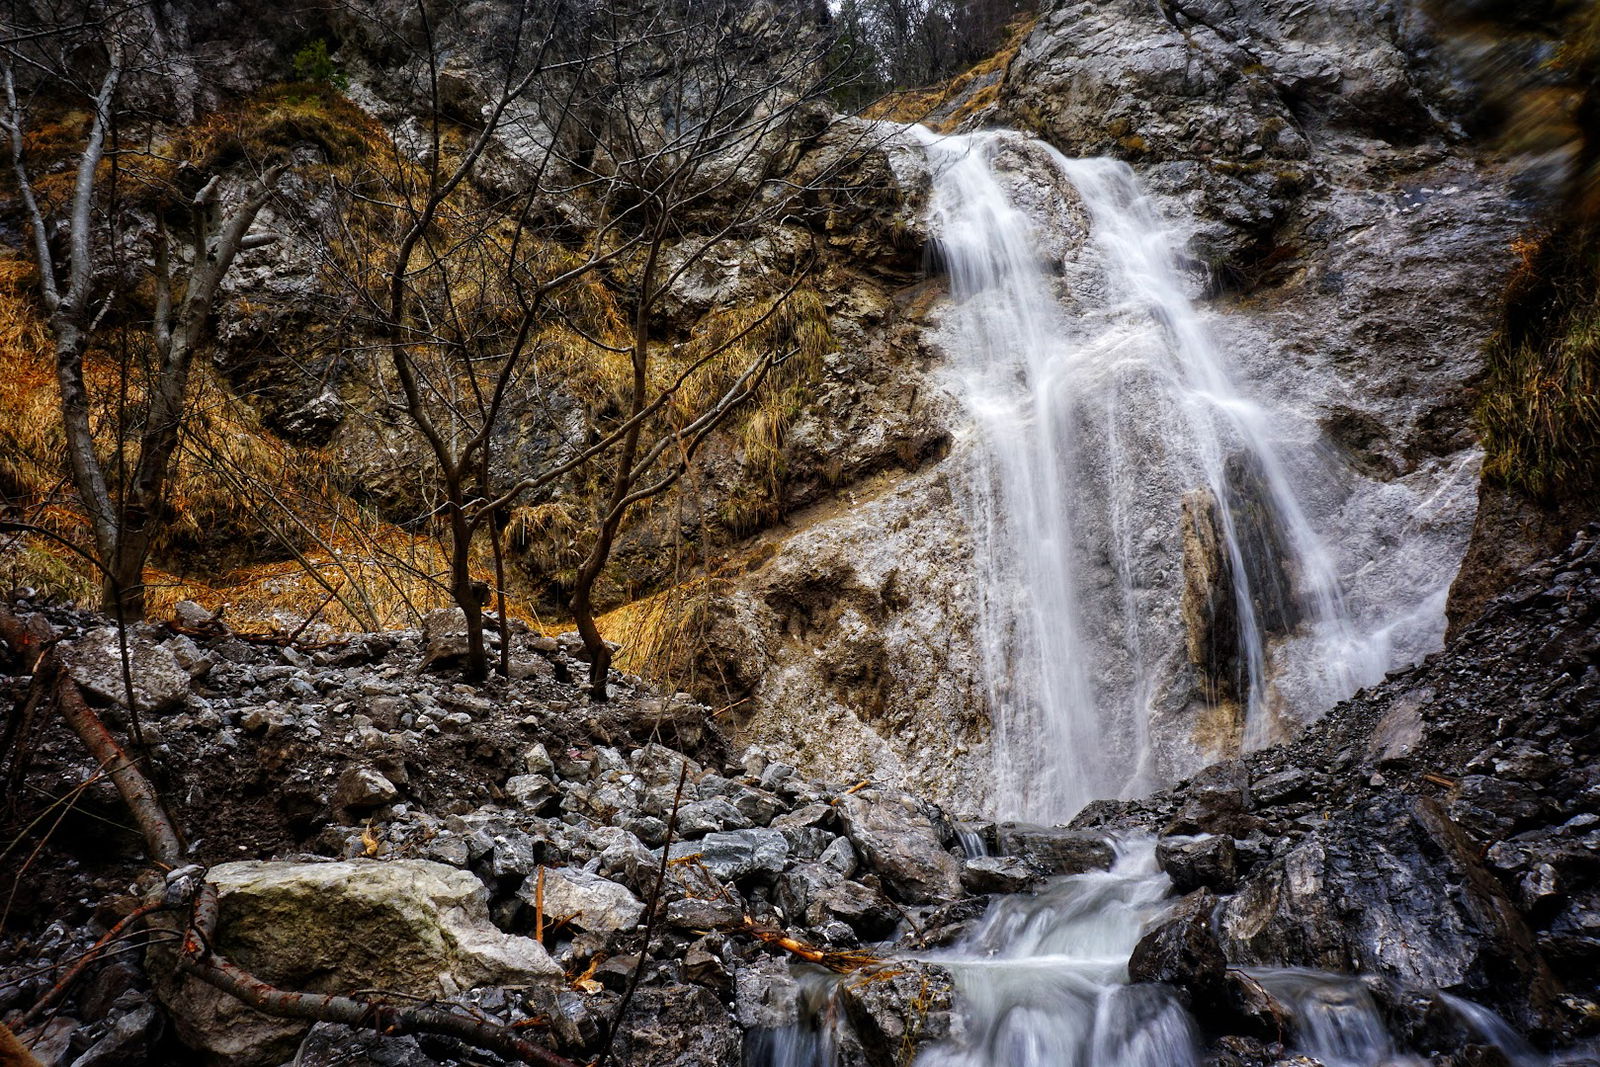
[448,503,489,681]
[103,536,149,621]
[569,583,613,700]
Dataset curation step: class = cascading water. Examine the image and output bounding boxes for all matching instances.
[915,127,1391,821]
[745,125,1552,1067]
[917,840,1199,1067]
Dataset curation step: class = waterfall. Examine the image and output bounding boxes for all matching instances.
[915,127,1390,821]
[743,126,1552,1067]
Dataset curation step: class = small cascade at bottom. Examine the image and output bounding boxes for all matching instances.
[745,840,1565,1067]
[916,840,1196,1067]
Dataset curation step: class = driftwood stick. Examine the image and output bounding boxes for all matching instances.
[18,899,166,1028]
[0,606,182,867]
[736,917,884,973]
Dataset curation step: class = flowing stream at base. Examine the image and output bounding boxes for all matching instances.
[747,126,1554,1066]
[750,842,1554,1067]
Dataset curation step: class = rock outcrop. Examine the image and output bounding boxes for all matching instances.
[702,0,1529,813]
[158,860,561,1065]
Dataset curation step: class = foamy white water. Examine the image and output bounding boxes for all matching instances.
[917,839,1199,1067]
[913,126,1391,820]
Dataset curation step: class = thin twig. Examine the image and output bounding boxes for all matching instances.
[594,759,690,1067]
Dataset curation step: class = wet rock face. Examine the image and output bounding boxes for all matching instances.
[1128,889,1227,1006]
[1079,527,1600,1047]
[994,824,1115,875]
[1216,795,1560,1031]
[999,0,1449,268]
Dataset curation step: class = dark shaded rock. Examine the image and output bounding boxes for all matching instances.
[1158,835,1240,894]
[994,824,1115,875]
[68,1003,162,1067]
[960,855,1043,895]
[1128,889,1226,1007]
[1166,762,1258,836]
[1448,775,1550,841]
[812,879,899,941]
[611,983,741,1067]
[1218,971,1294,1045]
[1217,795,1562,1034]
[838,961,955,1066]
[837,788,963,904]
[292,1022,438,1066]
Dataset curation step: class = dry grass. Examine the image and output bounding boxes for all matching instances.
[176,83,385,172]
[865,16,1035,131]
[1,70,839,649]
[1478,226,1600,499]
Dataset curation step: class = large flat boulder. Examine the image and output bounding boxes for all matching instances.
[61,627,191,712]
[158,859,560,1066]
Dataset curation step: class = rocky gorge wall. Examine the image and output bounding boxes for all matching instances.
[707,0,1541,815]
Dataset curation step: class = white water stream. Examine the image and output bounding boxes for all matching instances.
[916,127,1395,822]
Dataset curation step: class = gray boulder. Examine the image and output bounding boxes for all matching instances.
[519,867,644,934]
[669,828,789,881]
[837,788,963,904]
[62,627,191,712]
[157,859,559,1066]
[961,855,1043,895]
[995,824,1115,875]
[1157,834,1240,893]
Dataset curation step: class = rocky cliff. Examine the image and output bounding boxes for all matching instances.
[701,0,1539,813]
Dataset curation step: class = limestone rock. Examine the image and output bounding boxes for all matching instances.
[332,765,399,814]
[837,789,963,904]
[668,828,789,882]
[505,773,558,808]
[61,627,191,712]
[157,859,560,1065]
[519,867,643,934]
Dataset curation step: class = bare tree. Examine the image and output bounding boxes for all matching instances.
[325,0,860,691]
[1,10,283,618]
